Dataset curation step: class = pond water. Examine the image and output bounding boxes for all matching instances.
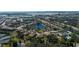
[35,23,44,29]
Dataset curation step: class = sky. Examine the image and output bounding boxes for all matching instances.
[0,0,79,11]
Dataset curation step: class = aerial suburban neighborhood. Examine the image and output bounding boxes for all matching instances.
[0,11,79,47]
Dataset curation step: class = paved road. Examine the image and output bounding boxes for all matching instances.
[40,19,63,30]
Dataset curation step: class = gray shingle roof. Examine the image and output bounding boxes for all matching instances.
[0,34,10,43]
